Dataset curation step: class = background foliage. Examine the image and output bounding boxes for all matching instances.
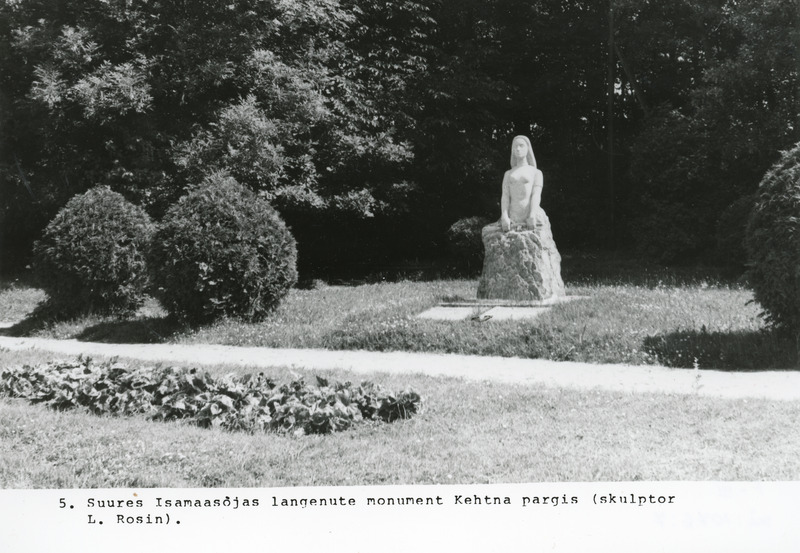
[1,0,798,275]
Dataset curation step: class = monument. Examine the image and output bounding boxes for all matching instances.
[477,135,565,301]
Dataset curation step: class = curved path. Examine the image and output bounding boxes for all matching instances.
[1,335,799,401]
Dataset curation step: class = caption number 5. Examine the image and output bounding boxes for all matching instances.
[59,498,66,508]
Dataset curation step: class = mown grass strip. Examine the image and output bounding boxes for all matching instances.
[3,278,793,370]
[2,349,799,488]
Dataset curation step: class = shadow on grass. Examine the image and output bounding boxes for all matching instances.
[0,302,64,337]
[561,251,744,288]
[0,302,186,344]
[643,328,797,371]
[73,317,186,344]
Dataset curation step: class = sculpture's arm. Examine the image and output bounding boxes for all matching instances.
[526,170,543,229]
[500,171,511,231]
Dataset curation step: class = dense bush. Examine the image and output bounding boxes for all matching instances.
[149,174,298,323]
[745,143,800,331]
[446,216,491,272]
[0,358,421,435]
[31,186,154,316]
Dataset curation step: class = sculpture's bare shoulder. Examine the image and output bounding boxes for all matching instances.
[533,167,543,186]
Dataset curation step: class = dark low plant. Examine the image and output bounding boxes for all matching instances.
[446,216,491,273]
[149,174,298,323]
[0,358,421,435]
[31,186,154,316]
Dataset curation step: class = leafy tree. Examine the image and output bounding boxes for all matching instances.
[0,0,432,274]
[1,0,170,269]
[3,0,797,273]
[625,0,799,262]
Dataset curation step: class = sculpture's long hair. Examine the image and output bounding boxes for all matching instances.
[510,135,537,168]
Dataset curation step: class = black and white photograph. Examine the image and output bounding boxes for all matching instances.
[0,0,798,551]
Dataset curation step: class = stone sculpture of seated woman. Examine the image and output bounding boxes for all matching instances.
[478,135,564,300]
[482,135,545,238]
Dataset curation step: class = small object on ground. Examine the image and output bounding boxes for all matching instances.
[470,314,493,322]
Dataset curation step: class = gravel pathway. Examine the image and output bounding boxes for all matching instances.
[1,335,799,401]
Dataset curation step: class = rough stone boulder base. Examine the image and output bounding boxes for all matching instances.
[477,213,565,301]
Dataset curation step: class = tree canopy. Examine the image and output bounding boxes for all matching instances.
[1,0,797,274]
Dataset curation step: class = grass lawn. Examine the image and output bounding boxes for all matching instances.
[2,349,798,488]
[0,278,46,322]
[1,256,794,370]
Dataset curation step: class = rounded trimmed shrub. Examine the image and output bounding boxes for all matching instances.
[32,186,154,315]
[149,174,297,323]
[745,143,800,331]
[446,216,491,272]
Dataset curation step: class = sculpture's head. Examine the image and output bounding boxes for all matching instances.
[510,135,536,168]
